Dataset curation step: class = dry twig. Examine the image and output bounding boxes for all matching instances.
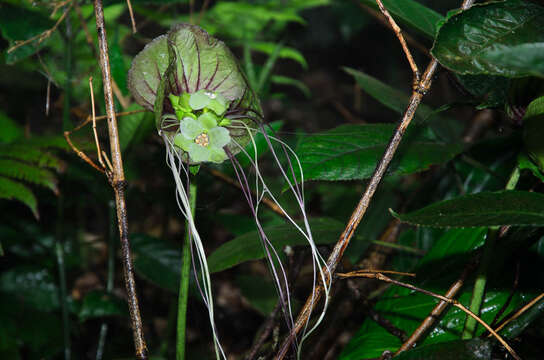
[8,0,74,54]
[92,0,147,358]
[274,1,476,359]
[337,272,520,360]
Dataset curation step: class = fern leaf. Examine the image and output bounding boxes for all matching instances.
[0,159,58,193]
[0,176,38,219]
[0,144,62,170]
[24,135,71,151]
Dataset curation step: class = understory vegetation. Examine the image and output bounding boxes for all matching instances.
[0,0,543,359]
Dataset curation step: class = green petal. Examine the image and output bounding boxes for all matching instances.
[207,98,228,116]
[189,89,210,110]
[180,117,205,139]
[209,127,231,148]
[208,148,228,163]
[188,143,211,163]
[198,112,218,130]
[174,133,194,151]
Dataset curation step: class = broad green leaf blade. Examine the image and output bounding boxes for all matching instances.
[236,275,277,315]
[344,67,462,141]
[523,96,544,171]
[360,0,443,37]
[294,124,462,182]
[394,339,492,360]
[0,111,23,143]
[208,217,348,273]
[455,74,510,109]
[78,290,129,322]
[499,293,544,338]
[132,233,182,293]
[0,4,55,64]
[392,190,544,227]
[118,105,153,151]
[0,176,38,218]
[431,0,544,77]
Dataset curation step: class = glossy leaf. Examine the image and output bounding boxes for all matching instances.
[0,266,59,311]
[431,0,544,77]
[208,217,349,273]
[523,96,544,171]
[294,123,462,182]
[500,294,544,338]
[78,290,128,321]
[392,191,544,227]
[455,74,509,109]
[394,339,492,360]
[360,0,443,38]
[132,233,181,292]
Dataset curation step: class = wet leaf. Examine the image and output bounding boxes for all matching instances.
[294,124,462,182]
[431,0,544,77]
[78,290,128,321]
[0,266,59,311]
[394,339,492,360]
[392,191,544,227]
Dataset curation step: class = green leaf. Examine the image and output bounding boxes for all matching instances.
[0,3,55,64]
[78,290,128,322]
[0,176,38,218]
[208,217,349,273]
[109,41,128,94]
[523,96,544,171]
[294,124,462,182]
[132,233,181,292]
[392,190,544,227]
[0,266,59,311]
[455,75,510,109]
[0,159,58,193]
[0,111,23,143]
[250,41,308,69]
[0,144,62,171]
[118,106,152,151]
[270,75,311,98]
[360,0,444,37]
[499,293,544,338]
[431,0,544,77]
[394,339,492,360]
[344,67,462,141]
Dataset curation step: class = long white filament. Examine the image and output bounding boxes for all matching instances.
[162,131,226,360]
[229,120,331,356]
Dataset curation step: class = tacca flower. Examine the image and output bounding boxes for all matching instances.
[128,23,261,164]
[128,24,330,360]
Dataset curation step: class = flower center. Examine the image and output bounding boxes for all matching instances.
[194,133,209,147]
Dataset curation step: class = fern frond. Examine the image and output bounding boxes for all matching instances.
[0,176,38,219]
[0,144,62,170]
[24,135,71,151]
[0,159,58,193]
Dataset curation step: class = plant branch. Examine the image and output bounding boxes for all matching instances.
[394,259,478,356]
[338,272,520,360]
[93,0,147,358]
[274,1,476,358]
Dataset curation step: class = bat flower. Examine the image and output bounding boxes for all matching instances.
[128,23,261,164]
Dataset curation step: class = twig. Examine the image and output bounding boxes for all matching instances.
[273,1,476,358]
[93,1,147,358]
[90,77,106,171]
[357,3,429,57]
[491,292,544,335]
[375,0,420,86]
[63,131,105,173]
[126,0,137,33]
[340,272,520,360]
[7,0,74,54]
[394,259,477,356]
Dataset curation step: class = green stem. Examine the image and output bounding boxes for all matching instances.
[96,201,116,360]
[462,166,521,339]
[176,182,197,360]
[56,194,71,360]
